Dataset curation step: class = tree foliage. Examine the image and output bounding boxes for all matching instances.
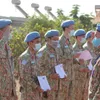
[70,4,80,19]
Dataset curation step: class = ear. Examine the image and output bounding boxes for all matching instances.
[28,41,33,47]
[46,38,50,42]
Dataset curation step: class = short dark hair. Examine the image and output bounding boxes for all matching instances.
[62,27,65,31]
[62,26,69,31]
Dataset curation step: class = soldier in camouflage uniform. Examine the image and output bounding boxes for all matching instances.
[38,30,67,100]
[72,29,91,100]
[18,31,43,100]
[59,20,76,100]
[0,19,17,100]
[83,30,95,56]
[88,24,100,100]
[83,30,96,65]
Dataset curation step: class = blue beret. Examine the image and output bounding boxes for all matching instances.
[0,19,12,29]
[24,31,40,42]
[85,30,93,39]
[96,23,100,32]
[74,29,86,36]
[61,20,74,28]
[45,30,59,38]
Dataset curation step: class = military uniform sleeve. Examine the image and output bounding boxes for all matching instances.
[0,34,8,49]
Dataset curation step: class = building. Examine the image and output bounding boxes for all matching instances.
[92,5,100,24]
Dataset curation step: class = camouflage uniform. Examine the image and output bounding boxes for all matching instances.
[0,35,17,100]
[89,58,100,100]
[59,34,74,100]
[18,48,42,100]
[72,42,91,100]
[38,44,66,100]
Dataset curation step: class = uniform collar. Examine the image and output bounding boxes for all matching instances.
[46,43,55,54]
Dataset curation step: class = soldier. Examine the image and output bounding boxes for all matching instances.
[38,29,67,100]
[60,20,75,53]
[0,19,17,100]
[89,25,100,100]
[59,20,77,100]
[83,30,94,52]
[83,30,96,65]
[18,31,43,100]
[72,29,91,100]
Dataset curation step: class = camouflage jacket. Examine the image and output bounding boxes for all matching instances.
[37,44,63,76]
[18,48,42,90]
[59,34,73,60]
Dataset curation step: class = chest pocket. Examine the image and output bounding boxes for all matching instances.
[48,54,57,68]
[23,62,38,79]
[64,45,73,58]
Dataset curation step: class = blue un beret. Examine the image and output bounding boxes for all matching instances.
[0,19,12,29]
[44,30,59,38]
[24,31,40,42]
[96,23,100,32]
[74,29,86,36]
[85,30,93,39]
[61,20,74,28]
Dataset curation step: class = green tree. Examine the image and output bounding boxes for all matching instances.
[79,14,94,31]
[70,4,80,19]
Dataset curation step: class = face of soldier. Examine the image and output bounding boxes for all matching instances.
[65,25,74,36]
[48,36,60,48]
[76,35,86,43]
[68,25,74,36]
[29,38,41,51]
[87,32,95,43]
[87,37,93,43]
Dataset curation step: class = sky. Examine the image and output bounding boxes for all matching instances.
[0,0,100,18]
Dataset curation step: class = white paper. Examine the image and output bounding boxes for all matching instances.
[55,64,67,78]
[88,60,94,71]
[79,50,93,61]
[37,76,51,91]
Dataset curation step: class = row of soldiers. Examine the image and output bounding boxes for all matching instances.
[0,19,100,100]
